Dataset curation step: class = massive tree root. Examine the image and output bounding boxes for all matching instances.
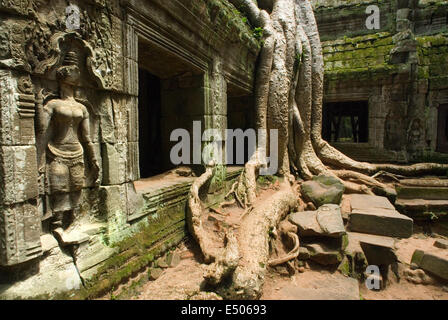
[229,0,447,202]
[216,185,297,300]
[187,0,448,299]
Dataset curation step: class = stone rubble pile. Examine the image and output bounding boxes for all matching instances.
[286,175,448,292]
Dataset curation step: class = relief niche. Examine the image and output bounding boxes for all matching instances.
[35,34,102,233]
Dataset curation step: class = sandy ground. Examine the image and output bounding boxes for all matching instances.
[110,179,448,301]
[112,233,448,301]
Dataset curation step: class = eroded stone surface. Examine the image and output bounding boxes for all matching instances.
[0,245,82,299]
[348,195,413,238]
[305,241,344,265]
[411,249,448,281]
[289,204,345,238]
[434,239,448,249]
[301,175,345,208]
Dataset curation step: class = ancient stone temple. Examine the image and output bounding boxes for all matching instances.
[0,0,447,300]
[314,0,448,163]
[0,0,259,298]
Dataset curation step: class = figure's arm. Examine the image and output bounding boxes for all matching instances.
[35,90,53,172]
[80,106,100,184]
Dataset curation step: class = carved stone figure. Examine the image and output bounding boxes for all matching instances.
[407,118,424,157]
[0,27,10,59]
[36,51,100,229]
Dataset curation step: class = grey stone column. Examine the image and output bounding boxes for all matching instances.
[0,70,42,266]
[204,58,227,192]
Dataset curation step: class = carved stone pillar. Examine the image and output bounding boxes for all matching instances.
[0,70,42,266]
[205,58,227,192]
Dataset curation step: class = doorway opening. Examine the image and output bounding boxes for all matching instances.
[322,101,369,143]
[138,68,163,178]
[227,84,255,167]
[136,38,205,183]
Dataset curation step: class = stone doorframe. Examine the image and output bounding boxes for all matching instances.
[122,3,229,182]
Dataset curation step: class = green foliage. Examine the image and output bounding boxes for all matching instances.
[253,27,264,40]
[424,211,439,221]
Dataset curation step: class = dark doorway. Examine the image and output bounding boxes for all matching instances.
[322,101,369,143]
[138,68,163,178]
[437,104,448,153]
[227,93,255,166]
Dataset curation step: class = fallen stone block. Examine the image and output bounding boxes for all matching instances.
[411,249,448,281]
[317,204,346,237]
[301,175,345,208]
[348,195,413,238]
[434,239,448,249]
[167,252,181,268]
[148,268,164,280]
[395,199,448,221]
[350,194,396,211]
[349,208,413,238]
[289,211,322,237]
[396,185,448,201]
[342,232,398,280]
[289,204,346,238]
[305,242,343,266]
[359,237,398,266]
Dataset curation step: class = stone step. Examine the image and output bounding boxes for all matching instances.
[331,143,407,163]
[396,185,448,201]
[395,198,448,220]
[347,194,413,238]
[399,178,448,188]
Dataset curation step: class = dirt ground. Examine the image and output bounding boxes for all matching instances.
[108,232,448,301]
[108,180,448,301]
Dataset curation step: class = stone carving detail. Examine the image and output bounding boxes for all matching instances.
[17,76,35,118]
[36,50,100,228]
[0,0,32,15]
[0,201,42,266]
[0,25,10,60]
[0,70,42,267]
[24,5,117,90]
[407,118,425,158]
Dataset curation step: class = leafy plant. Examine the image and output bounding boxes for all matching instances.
[253,27,264,40]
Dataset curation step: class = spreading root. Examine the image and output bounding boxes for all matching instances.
[187,166,298,299]
[186,0,448,300]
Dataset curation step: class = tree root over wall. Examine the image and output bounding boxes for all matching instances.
[187,0,448,300]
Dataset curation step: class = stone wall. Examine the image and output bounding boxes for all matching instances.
[313,0,448,163]
[0,0,259,298]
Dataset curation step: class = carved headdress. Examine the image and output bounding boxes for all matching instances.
[56,50,81,85]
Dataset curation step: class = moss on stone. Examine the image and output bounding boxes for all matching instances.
[323,32,400,81]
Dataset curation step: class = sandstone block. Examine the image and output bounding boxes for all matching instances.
[301,175,345,207]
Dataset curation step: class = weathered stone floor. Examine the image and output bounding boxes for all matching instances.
[103,183,448,301]
[107,231,447,300]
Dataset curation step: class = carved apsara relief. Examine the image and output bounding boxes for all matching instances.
[24,2,118,90]
[35,46,101,229]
